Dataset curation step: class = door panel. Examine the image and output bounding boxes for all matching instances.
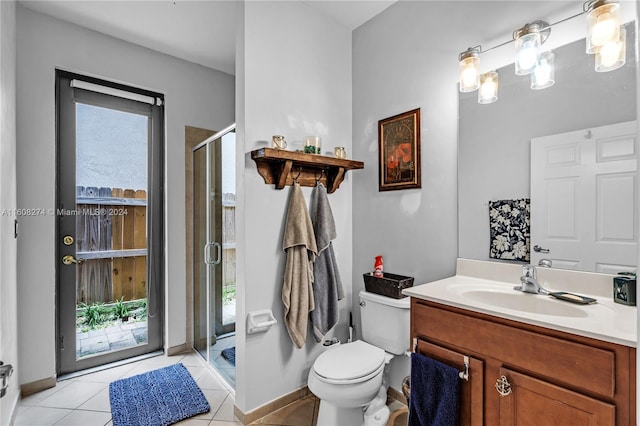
[498,368,615,426]
[531,121,637,272]
[56,71,164,374]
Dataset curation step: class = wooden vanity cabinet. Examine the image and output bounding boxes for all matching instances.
[410,299,636,426]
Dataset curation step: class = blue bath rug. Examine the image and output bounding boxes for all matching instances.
[109,363,210,426]
[221,347,236,366]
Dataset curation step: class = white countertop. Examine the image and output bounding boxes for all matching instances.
[403,273,637,348]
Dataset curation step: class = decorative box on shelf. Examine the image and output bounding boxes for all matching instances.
[363,272,414,299]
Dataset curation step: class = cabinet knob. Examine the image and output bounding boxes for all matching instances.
[495,375,512,397]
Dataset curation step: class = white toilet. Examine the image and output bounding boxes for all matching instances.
[308,290,410,426]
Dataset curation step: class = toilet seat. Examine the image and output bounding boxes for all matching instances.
[313,340,385,385]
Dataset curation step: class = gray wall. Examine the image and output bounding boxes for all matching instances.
[0,1,19,423]
[458,28,637,262]
[16,5,234,386]
[352,1,461,390]
[235,1,353,413]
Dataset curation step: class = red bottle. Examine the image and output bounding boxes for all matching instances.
[374,256,383,277]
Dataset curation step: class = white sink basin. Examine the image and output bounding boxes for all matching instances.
[445,282,598,318]
[459,288,588,317]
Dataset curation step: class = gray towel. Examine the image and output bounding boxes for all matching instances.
[309,183,344,342]
[282,183,318,349]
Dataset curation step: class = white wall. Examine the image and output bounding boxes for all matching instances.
[352,1,461,391]
[235,1,353,413]
[15,5,234,385]
[0,1,19,423]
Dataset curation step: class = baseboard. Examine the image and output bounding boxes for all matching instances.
[233,386,313,425]
[166,343,189,356]
[20,376,56,398]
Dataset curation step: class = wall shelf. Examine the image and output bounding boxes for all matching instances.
[250,148,364,193]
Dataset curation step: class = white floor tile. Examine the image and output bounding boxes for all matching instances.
[38,381,106,410]
[212,393,238,422]
[77,388,112,412]
[14,406,73,426]
[19,380,74,407]
[54,409,111,426]
[191,389,229,421]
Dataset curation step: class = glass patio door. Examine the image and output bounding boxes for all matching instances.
[56,71,164,375]
[193,125,236,364]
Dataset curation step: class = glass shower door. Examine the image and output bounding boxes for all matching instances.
[192,125,236,382]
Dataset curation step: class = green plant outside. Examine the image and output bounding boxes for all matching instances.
[76,298,147,331]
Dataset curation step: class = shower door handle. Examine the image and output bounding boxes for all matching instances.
[204,242,221,265]
[211,242,221,265]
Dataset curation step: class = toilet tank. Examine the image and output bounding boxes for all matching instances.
[359,290,410,355]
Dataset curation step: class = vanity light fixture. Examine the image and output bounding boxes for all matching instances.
[457,0,625,103]
[458,47,481,92]
[585,0,621,54]
[478,71,499,104]
[531,51,555,89]
[595,25,626,71]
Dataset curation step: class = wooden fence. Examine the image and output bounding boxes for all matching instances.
[76,186,147,305]
[76,187,237,306]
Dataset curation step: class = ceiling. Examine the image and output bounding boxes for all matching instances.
[19,0,398,75]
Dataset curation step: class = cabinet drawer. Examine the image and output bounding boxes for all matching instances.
[413,302,616,398]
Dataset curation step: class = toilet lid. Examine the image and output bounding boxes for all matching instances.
[313,340,385,381]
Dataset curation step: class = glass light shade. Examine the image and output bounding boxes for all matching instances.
[515,32,541,75]
[586,2,620,54]
[595,26,626,71]
[531,51,555,90]
[478,71,498,104]
[459,54,480,92]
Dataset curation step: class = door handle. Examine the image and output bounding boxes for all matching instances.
[533,245,550,253]
[203,242,222,265]
[212,242,221,265]
[62,255,82,265]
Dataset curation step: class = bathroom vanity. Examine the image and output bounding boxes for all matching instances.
[404,259,637,425]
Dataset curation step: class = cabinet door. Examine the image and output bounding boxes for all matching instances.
[498,367,615,426]
[416,339,484,426]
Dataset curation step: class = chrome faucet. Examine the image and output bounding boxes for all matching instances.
[514,265,549,295]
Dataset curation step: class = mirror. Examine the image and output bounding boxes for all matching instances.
[458,24,637,273]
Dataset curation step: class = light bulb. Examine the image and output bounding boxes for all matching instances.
[518,40,538,70]
[531,51,554,90]
[478,71,498,104]
[461,63,479,88]
[591,12,617,46]
[595,26,626,72]
[599,39,622,67]
[458,51,480,92]
[514,31,541,75]
[534,62,551,85]
[586,2,620,54]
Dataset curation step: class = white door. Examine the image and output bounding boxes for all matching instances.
[530,121,637,273]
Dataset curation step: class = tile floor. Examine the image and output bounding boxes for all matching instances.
[14,352,242,426]
[13,351,407,426]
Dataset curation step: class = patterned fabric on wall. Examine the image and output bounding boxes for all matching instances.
[488,198,530,262]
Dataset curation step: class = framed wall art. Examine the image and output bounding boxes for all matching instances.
[378,108,421,191]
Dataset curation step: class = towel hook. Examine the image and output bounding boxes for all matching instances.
[292,167,302,183]
[315,169,326,184]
